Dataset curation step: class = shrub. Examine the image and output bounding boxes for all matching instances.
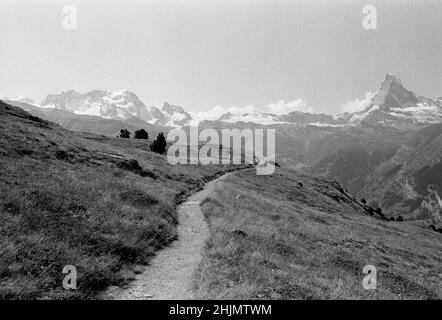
[55,150,70,160]
[361,198,367,204]
[119,129,130,139]
[117,159,142,172]
[116,159,158,179]
[375,207,382,215]
[396,216,404,222]
[134,129,149,140]
[150,132,167,154]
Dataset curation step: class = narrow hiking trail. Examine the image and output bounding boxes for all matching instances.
[103,171,238,300]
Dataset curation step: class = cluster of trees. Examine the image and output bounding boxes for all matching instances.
[118,129,166,154]
[119,129,148,139]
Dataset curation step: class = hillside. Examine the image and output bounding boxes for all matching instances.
[1,100,440,300]
[196,169,442,299]
[7,91,442,226]
[360,123,442,227]
[0,101,242,299]
[4,100,166,138]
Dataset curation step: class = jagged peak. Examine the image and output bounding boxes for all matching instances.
[161,101,187,113]
[384,73,401,83]
[370,73,418,108]
[61,89,80,95]
[161,101,171,108]
[110,89,133,96]
[379,73,403,91]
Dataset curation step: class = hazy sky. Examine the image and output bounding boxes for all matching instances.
[1,0,441,114]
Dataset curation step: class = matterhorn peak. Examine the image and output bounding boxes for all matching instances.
[371,73,418,108]
[384,73,401,83]
[380,73,403,91]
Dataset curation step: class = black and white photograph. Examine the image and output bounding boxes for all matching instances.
[0,0,441,309]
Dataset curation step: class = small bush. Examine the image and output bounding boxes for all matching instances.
[117,159,142,171]
[396,216,404,222]
[361,198,367,204]
[119,129,130,139]
[116,159,158,179]
[134,129,149,140]
[55,150,70,160]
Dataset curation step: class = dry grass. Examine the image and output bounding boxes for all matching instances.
[0,101,243,299]
[195,169,442,299]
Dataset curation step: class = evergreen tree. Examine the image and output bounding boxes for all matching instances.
[150,132,167,154]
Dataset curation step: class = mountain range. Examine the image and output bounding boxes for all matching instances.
[2,74,442,226]
[4,73,442,129]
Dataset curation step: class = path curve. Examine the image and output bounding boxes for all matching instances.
[103,171,237,300]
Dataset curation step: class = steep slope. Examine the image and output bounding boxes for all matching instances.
[305,125,412,193]
[0,101,242,299]
[4,99,166,138]
[196,169,441,299]
[360,123,442,226]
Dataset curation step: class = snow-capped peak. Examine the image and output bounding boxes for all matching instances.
[4,73,441,129]
[40,89,158,122]
[346,74,442,128]
[0,94,38,106]
[158,101,193,127]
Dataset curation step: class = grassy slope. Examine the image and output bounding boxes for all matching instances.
[6,99,166,138]
[0,101,242,299]
[196,169,442,299]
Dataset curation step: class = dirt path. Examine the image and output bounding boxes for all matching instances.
[103,171,236,300]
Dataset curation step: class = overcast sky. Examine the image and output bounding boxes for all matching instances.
[0,0,441,115]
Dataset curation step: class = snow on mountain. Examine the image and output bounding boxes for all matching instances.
[0,94,37,106]
[40,90,166,124]
[346,74,442,128]
[216,110,287,125]
[159,101,193,127]
[4,74,441,128]
[349,105,380,122]
[278,111,343,126]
